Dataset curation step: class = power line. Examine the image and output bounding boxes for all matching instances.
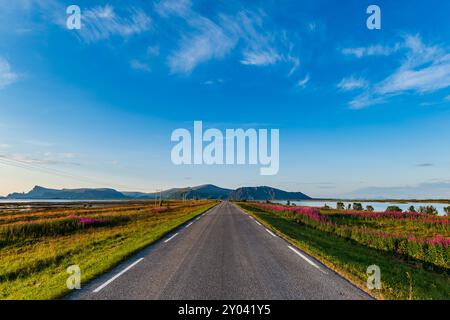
[0,156,150,192]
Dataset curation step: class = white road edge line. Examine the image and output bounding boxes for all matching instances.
[265,228,276,237]
[287,245,327,274]
[164,232,179,243]
[254,220,262,226]
[185,222,193,229]
[93,258,144,293]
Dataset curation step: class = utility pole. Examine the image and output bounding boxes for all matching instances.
[155,188,163,207]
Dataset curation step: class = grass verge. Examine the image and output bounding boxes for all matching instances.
[237,203,450,300]
[0,201,217,299]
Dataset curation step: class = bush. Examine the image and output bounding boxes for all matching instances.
[336,202,345,210]
[444,206,450,216]
[353,203,363,211]
[366,205,374,212]
[386,206,402,212]
[419,205,438,216]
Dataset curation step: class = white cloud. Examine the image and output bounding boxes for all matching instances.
[345,35,450,109]
[342,44,400,58]
[349,93,386,110]
[167,16,237,74]
[296,74,310,88]
[78,5,151,43]
[154,0,191,17]
[337,76,368,91]
[308,23,316,32]
[0,57,19,89]
[0,143,11,148]
[203,78,224,85]
[286,55,300,76]
[241,48,280,66]
[376,36,450,95]
[147,45,160,57]
[130,59,151,72]
[156,1,300,75]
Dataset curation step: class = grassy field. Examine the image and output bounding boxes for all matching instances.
[0,200,217,299]
[237,202,450,300]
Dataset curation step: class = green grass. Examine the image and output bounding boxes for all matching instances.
[0,201,217,300]
[238,203,450,300]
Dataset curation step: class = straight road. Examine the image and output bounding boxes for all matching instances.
[69,201,370,300]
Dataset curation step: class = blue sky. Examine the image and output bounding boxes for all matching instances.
[1,0,450,198]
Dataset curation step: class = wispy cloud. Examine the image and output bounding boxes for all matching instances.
[203,78,224,85]
[342,44,400,58]
[0,152,75,165]
[416,163,434,167]
[337,76,368,91]
[0,57,19,89]
[155,0,191,17]
[157,0,300,75]
[147,45,160,57]
[344,35,450,109]
[130,59,151,72]
[167,17,237,74]
[78,5,151,43]
[376,38,450,95]
[241,48,281,66]
[296,74,310,88]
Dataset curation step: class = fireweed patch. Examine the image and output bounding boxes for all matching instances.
[249,202,450,269]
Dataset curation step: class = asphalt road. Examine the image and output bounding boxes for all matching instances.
[69,201,371,300]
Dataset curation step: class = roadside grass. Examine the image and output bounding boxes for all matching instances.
[238,203,450,300]
[0,201,217,299]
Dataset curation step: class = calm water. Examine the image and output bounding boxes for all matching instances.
[274,200,449,216]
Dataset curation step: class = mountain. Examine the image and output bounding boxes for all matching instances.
[5,185,310,201]
[121,191,156,199]
[7,186,128,200]
[229,186,310,201]
[151,184,233,200]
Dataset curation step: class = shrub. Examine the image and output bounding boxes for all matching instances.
[366,205,374,212]
[419,205,438,216]
[386,206,402,212]
[336,202,345,210]
[444,206,450,216]
[353,203,363,211]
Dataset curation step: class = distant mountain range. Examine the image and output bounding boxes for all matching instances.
[4,185,311,201]
[6,186,128,200]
